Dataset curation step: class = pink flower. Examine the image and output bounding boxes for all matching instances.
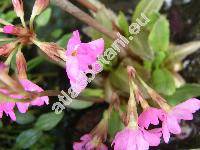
[161,98,200,143]
[138,98,200,143]
[0,79,49,121]
[138,107,163,129]
[66,30,104,94]
[112,128,161,150]
[73,134,107,150]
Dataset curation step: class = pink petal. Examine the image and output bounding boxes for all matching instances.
[19,79,49,106]
[88,38,104,57]
[136,131,149,150]
[70,72,88,94]
[142,129,161,146]
[138,107,162,129]
[66,30,81,55]
[171,108,193,120]
[8,111,16,121]
[162,121,171,143]
[16,102,29,113]
[166,114,181,134]
[174,98,200,113]
[66,56,80,82]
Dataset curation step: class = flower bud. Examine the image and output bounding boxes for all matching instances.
[12,0,24,18]
[16,51,27,79]
[32,39,66,62]
[31,0,50,17]
[3,25,28,36]
[0,41,18,56]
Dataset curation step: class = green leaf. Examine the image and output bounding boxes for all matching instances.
[16,129,42,149]
[132,0,164,22]
[81,88,104,99]
[153,51,166,69]
[152,68,175,95]
[129,31,155,60]
[27,56,44,72]
[109,65,129,93]
[57,34,71,48]
[35,112,64,131]
[4,10,17,22]
[67,99,93,110]
[108,110,124,138]
[118,11,129,36]
[165,84,200,106]
[16,111,35,125]
[36,8,52,26]
[51,29,63,38]
[149,16,170,52]
[146,12,160,30]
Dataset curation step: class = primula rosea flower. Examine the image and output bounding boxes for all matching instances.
[66,30,104,94]
[73,134,107,150]
[0,79,49,121]
[112,127,161,150]
[138,98,200,143]
[112,66,162,150]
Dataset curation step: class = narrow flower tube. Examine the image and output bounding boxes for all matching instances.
[16,50,27,79]
[32,39,66,62]
[0,41,19,56]
[12,0,24,18]
[12,0,26,27]
[30,0,50,29]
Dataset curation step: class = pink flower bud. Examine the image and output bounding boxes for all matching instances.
[3,25,14,34]
[31,0,50,17]
[12,0,24,18]
[3,25,28,36]
[16,51,27,79]
[0,42,18,56]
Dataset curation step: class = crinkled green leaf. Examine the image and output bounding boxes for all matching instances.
[165,84,200,106]
[129,31,154,60]
[132,0,164,22]
[35,112,64,131]
[149,16,170,52]
[152,68,175,95]
[16,129,42,149]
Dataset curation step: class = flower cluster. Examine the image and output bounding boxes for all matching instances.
[112,67,200,150]
[0,0,53,121]
[0,62,49,121]
[0,0,104,121]
[73,66,200,150]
